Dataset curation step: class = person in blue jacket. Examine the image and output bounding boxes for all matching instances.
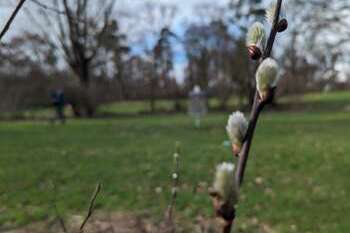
[50,89,66,124]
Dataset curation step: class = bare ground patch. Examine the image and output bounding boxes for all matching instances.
[2,212,278,233]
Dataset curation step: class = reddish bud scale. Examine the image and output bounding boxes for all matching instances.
[247,45,262,60]
[232,144,241,156]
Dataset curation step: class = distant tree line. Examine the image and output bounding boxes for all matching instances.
[0,0,349,116]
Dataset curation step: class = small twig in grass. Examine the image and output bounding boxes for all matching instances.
[53,202,68,233]
[107,211,115,233]
[79,183,102,233]
[166,142,181,222]
[0,0,27,41]
[48,181,68,233]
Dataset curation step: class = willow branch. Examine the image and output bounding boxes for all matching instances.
[236,0,283,186]
[0,0,27,41]
[215,1,284,233]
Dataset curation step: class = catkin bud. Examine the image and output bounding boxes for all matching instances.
[266,2,285,23]
[266,3,276,24]
[277,18,288,32]
[213,162,239,205]
[226,111,248,154]
[265,2,288,32]
[256,58,280,100]
[247,45,262,60]
[246,22,266,60]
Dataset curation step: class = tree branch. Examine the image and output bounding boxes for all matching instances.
[87,0,116,61]
[263,0,283,59]
[236,0,282,186]
[29,0,65,15]
[213,1,284,233]
[0,0,27,42]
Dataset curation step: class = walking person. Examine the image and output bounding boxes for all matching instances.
[50,89,66,124]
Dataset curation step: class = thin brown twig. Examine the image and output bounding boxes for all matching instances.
[0,0,27,41]
[29,0,65,15]
[28,0,86,24]
[53,202,68,233]
[79,183,102,233]
[48,181,68,233]
[107,211,116,233]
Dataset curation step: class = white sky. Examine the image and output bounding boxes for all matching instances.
[0,0,231,40]
[2,1,350,81]
[0,0,231,80]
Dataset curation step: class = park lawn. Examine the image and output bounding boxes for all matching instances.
[0,110,349,232]
[278,90,350,112]
[2,90,350,120]
[99,97,242,115]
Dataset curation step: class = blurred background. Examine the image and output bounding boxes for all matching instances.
[0,0,349,117]
[0,0,349,233]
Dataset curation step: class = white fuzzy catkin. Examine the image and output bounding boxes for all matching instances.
[256,58,280,98]
[246,22,266,50]
[213,162,239,205]
[226,111,248,147]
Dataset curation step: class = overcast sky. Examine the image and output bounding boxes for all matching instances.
[0,0,231,40]
[0,0,232,80]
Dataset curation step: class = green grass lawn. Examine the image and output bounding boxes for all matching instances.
[2,90,350,120]
[0,108,350,232]
[279,91,350,112]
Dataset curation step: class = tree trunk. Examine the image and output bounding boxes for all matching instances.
[80,60,90,87]
[150,78,156,113]
[116,66,127,100]
[173,85,182,112]
[71,60,96,118]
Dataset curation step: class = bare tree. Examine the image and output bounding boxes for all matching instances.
[128,2,177,112]
[27,0,121,116]
[0,25,58,113]
[282,0,350,92]
[151,27,177,112]
[53,0,116,87]
[184,19,250,110]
